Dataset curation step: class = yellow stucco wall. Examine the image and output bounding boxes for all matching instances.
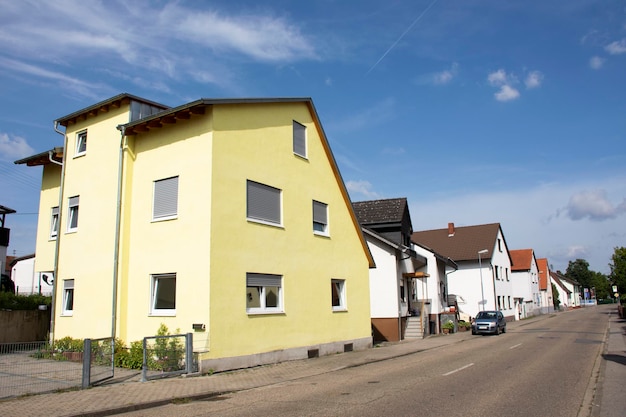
[53,106,131,339]
[35,97,371,361]
[205,102,371,359]
[116,113,214,345]
[33,163,62,274]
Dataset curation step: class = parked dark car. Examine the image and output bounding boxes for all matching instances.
[471,310,506,335]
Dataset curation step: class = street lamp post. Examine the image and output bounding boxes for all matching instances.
[478,249,488,311]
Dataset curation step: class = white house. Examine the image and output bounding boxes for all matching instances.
[537,258,554,313]
[353,198,428,341]
[551,272,582,309]
[510,249,541,319]
[413,241,459,333]
[10,254,53,296]
[413,222,515,321]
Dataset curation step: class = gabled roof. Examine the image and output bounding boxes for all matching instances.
[14,147,64,167]
[510,249,533,271]
[550,272,571,294]
[352,198,408,226]
[361,227,426,266]
[9,253,35,267]
[55,93,169,127]
[412,222,505,262]
[537,258,550,290]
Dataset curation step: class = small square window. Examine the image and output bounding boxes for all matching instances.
[246,273,282,313]
[63,279,74,315]
[313,200,329,235]
[153,176,178,220]
[293,121,307,158]
[67,196,79,232]
[247,180,282,226]
[75,131,87,156]
[50,206,59,239]
[151,273,176,316]
[331,279,346,311]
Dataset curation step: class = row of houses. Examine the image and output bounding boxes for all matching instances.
[8,93,582,373]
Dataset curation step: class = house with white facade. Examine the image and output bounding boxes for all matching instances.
[537,258,554,313]
[413,222,515,321]
[510,249,541,319]
[9,254,53,296]
[551,271,582,309]
[413,241,458,334]
[352,198,428,341]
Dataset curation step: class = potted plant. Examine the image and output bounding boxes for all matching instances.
[457,320,470,332]
[442,320,455,334]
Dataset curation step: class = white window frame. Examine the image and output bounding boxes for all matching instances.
[62,279,74,316]
[67,196,79,233]
[150,273,176,316]
[246,180,282,227]
[313,200,329,235]
[50,206,59,239]
[331,279,346,311]
[75,130,87,157]
[152,176,179,221]
[246,273,283,314]
[293,120,307,158]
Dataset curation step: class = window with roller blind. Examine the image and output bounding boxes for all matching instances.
[246,180,282,226]
[153,176,179,221]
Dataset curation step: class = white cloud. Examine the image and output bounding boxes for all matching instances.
[605,39,626,55]
[589,56,605,69]
[524,71,543,89]
[0,133,35,160]
[409,177,626,275]
[487,69,521,102]
[494,85,520,102]
[488,69,509,86]
[433,63,458,85]
[564,189,626,221]
[346,180,381,200]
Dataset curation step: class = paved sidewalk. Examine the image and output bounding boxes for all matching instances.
[0,310,616,417]
[591,307,626,417]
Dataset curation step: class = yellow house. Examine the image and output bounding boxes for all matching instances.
[16,94,375,372]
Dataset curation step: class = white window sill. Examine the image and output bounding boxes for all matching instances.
[313,231,330,238]
[152,215,178,223]
[65,229,78,234]
[246,309,285,316]
[247,218,284,228]
[150,310,176,317]
[61,312,74,317]
[73,152,86,159]
[332,307,348,312]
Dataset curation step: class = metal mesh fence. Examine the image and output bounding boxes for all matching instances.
[0,341,82,399]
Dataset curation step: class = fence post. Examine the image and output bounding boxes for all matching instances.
[185,333,193,374]
[82,338,92,389]
[140,337,148,382]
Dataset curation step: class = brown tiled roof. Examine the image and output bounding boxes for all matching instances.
[352,198,407,225]
[537,258,549,290]
[411,222,502,262]
[510,249,533,271]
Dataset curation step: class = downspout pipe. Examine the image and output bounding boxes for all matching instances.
[50,122,68,344]
[111,125,126,341]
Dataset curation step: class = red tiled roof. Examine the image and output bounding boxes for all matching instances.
[412,222,502,262]
[510,249,533,271]
[537,258,550,290]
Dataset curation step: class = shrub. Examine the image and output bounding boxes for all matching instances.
[0,292,52,310]
[442,320,455,330]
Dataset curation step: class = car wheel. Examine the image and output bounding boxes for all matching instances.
[495,327,500,335]
[502,326,506,333]
[471,330,476,335]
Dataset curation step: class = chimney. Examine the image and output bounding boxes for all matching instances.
[448,222,455,237]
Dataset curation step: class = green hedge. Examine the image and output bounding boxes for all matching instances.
[0,292,52,310]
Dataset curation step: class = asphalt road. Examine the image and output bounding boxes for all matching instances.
[118,306,607,417]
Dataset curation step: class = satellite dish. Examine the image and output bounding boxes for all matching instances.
[42,274,54,286]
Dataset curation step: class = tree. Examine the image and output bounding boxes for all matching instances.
[590,271,610,300]
[609,247,626,298]
[565,259,594,293]
[552,283,560,310]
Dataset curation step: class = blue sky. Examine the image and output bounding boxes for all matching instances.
[1,0,624,275]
